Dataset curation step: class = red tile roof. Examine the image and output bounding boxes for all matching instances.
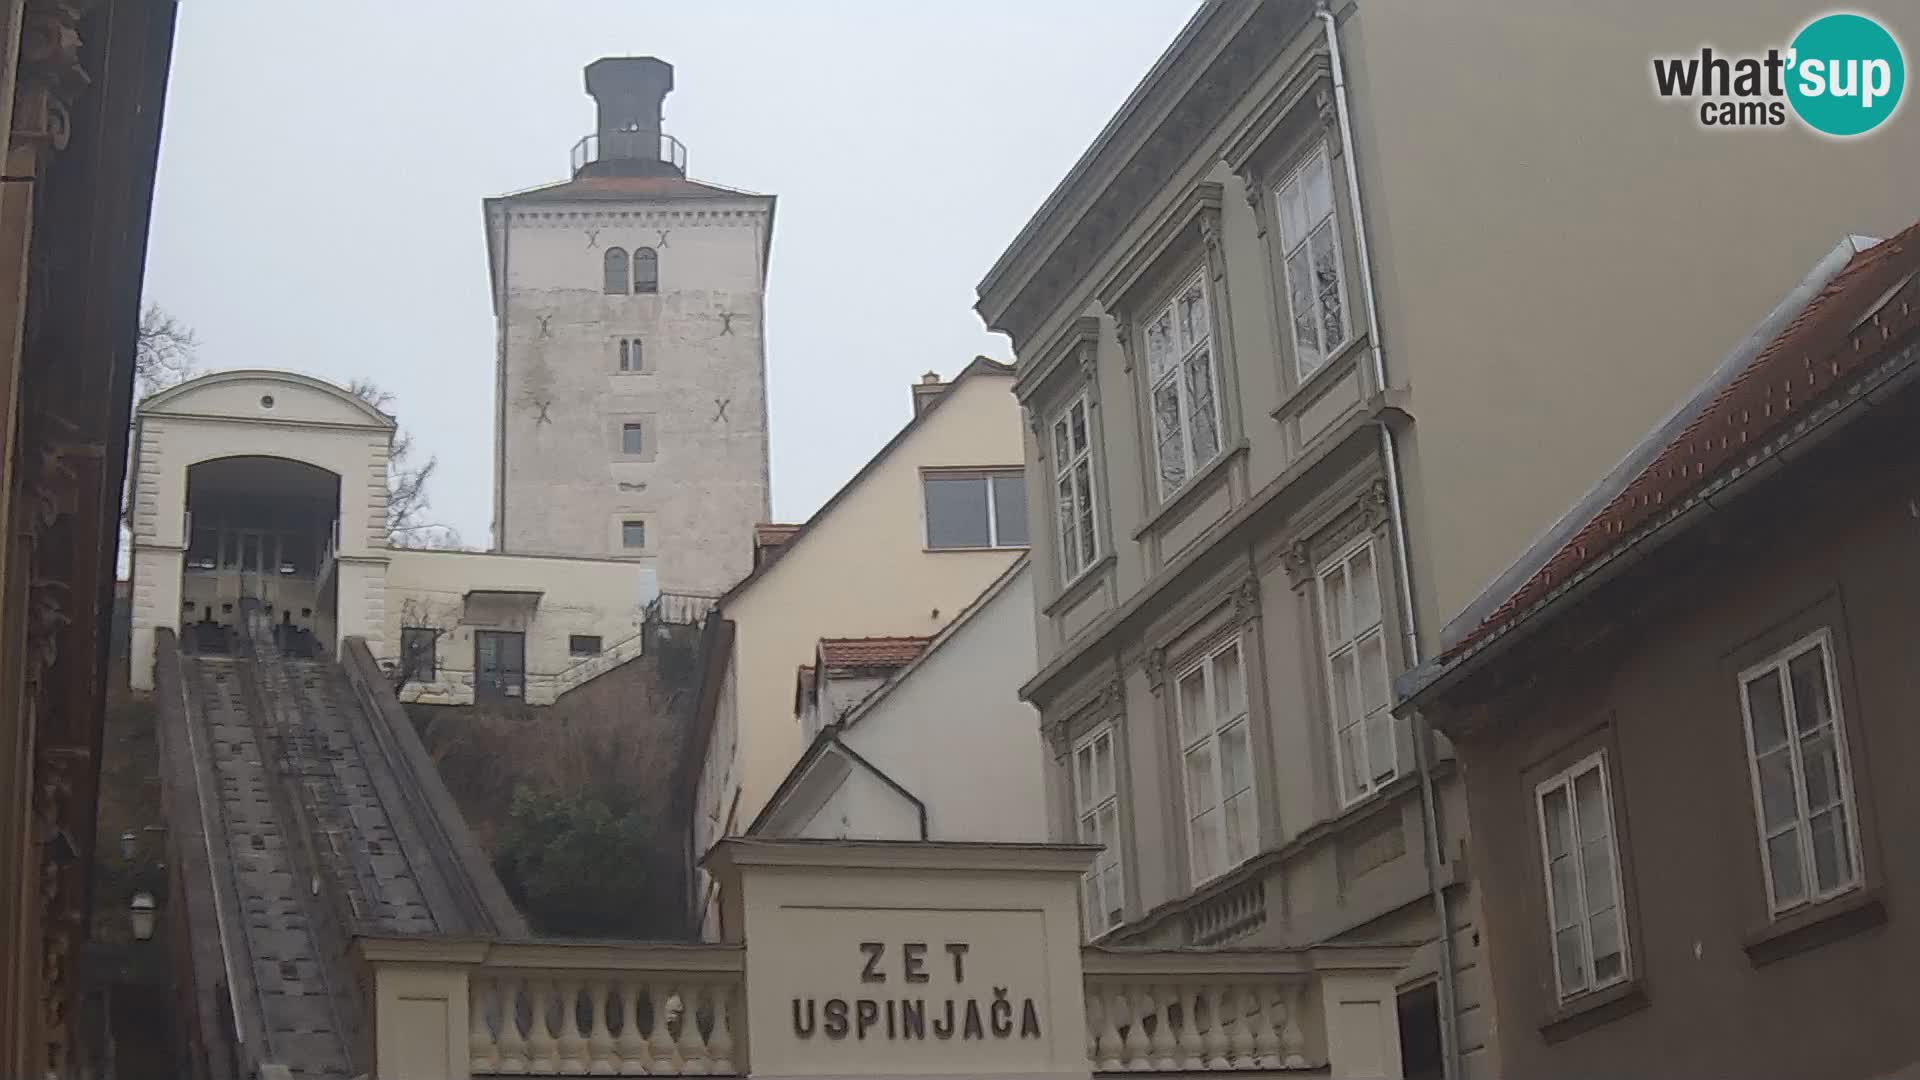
[500,174,763,203]
[1442,222,1920,663]
[817,636,932,670]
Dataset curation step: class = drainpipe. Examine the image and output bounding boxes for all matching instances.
[1315,6,1462,1080]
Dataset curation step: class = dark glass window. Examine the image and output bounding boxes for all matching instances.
[633,247,658,293]
[399,627,437,682]
[569,635,603,656]
[924,470,1027,549]
[603,247,629,294]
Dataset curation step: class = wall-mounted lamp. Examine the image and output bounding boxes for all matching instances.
[119,829,137,861]
[130,892,156,942]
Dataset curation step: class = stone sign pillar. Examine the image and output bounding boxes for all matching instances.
[706,839,1099,1080]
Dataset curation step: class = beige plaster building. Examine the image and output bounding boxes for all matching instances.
[125,369,655,706]
[485,57,775,597]
[689,360,1029,937]
[975,3,1918,1079]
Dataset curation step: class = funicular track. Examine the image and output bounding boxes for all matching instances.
[167,604,518,1078]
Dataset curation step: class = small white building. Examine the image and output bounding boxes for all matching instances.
[750,557,1048,845]
[125,368,655,705]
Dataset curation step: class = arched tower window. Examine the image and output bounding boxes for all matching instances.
[603,248,629,295]
[633,247,659,294]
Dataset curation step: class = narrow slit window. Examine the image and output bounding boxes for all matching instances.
[618,338,643,372]
[622,422,644,456]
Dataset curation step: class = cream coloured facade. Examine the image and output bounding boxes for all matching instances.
[752,558,1048,846]
[487,57,774,597]
[383,547,656,707]
[125,369,658,706]
[691,362,1028,936]
[975,4,1920,1080]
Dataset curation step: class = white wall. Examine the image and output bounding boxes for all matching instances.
[381,548,657,706]
[773,563,1048,845]
[489,192,773,596]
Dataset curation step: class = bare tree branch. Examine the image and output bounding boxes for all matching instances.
[135,303,198,400]
[346,377,462,549]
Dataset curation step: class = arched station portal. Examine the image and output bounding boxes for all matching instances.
[127,369,396,690]
[179,455,340,658]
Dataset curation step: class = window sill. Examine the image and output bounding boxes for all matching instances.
[1270,334,1369,422]
[1743,884,1885,967]
[923,544,1030,555]
[1538,978,1648,1044]
[1044,553,1116,617]
[1132,441,1248,542]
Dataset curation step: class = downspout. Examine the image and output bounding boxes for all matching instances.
[495,206,512,550]
[1316,6,1462,1080]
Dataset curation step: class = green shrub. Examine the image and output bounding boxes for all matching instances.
[492,783,676,938]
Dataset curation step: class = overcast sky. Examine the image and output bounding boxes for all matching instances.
[143,2,1202,545]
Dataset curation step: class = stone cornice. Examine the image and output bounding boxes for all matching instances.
[706,837,1100,877]
[1093,180,1224,317]
[976,0,1307,352]
[1014,315,1103,407]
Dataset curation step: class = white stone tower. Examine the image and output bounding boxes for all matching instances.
[484,57,773,596]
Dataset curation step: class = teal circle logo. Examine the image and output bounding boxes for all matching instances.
[1787,13,1906,136]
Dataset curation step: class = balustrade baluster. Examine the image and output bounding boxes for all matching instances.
[496,978,530,1074]
[648,983,680,1073]
[616,980,649,1075]
[1085,993,1104,1070]
[587,980,616,1074]
[1280,986,1307,1069]
[1204,985,1231,1070]
[1098,989,1126,1071]
[1227,985,1256,1067]
[1251,985,1282,1069]
[677,984,712,1075]
[527,978,560,1073]
[557,978,589,1073]
[471,977,500,1073]
[1122,985,1152,1070]
[708,984,736,1074]
[1149,984,1178,1070]
[1177,984,1205,1071]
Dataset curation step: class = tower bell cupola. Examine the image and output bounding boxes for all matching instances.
[572,56,686,180]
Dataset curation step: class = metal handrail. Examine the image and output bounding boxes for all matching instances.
[571,130,687,174]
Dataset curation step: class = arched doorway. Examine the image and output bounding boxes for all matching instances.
[179,455,341,657]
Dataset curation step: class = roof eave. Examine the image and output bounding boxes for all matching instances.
[974,0,1233,329]
[1432,233,1878,654]
[1400,341,1920,713]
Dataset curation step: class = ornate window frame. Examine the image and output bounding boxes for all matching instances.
[1095,182,1245,513]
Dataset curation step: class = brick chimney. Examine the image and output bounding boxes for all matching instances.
[911,371,945,417]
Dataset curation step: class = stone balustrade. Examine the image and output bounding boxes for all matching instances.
[358,937,1413,1080]
[357,938,746,1079]
[1080,945,1414,1074]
